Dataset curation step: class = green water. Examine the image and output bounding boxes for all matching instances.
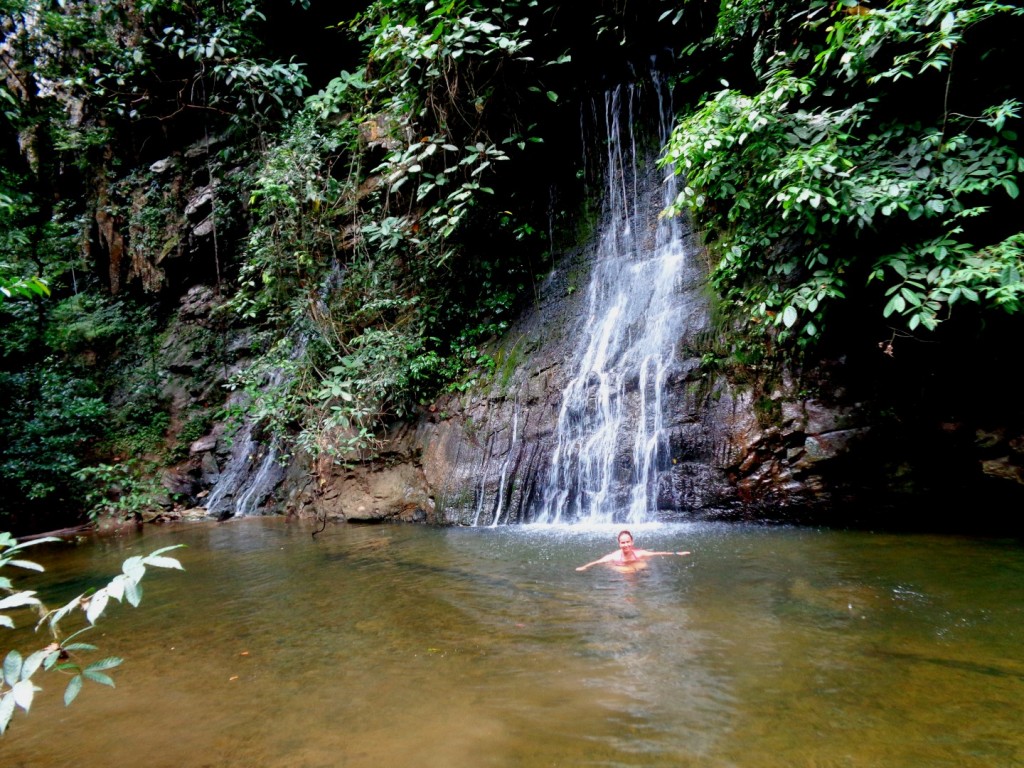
[3,519,1023,767]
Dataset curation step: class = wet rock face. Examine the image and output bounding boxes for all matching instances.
[411,217,736,525]
[299,272,1024,529]
[400,238,1023,527]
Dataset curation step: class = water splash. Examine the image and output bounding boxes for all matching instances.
[536,74,694,525]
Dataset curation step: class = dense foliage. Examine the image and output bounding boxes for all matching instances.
[663,0,1024,350]
[0,0,312,526]
[230,0,573,463]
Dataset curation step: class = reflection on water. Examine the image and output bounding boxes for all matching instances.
[4,519,1024,767]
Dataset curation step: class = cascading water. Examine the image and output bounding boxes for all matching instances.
[489,400,521,528]
[202,366,290,519]
[204,262,348,519]
[535,74,698,525]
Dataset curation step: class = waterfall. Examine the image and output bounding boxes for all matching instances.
[204,329,320,520]
[535,73,696,525]
[203,261,348,519]
[470,400,523,527]
[202,367,290,520]
[489,400,521,527]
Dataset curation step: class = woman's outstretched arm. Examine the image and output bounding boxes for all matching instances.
[635,550,691,559]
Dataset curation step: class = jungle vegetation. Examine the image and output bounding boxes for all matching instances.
[0,0,1020,532]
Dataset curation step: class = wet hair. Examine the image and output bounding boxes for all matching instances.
[617,530,633,542]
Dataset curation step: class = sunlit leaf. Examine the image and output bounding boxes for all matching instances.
[85,589,109,625]
[0,691,15,734]
[6,559,44,572]
[143,556,184,570]
[122,556,146,582]
[0,591,40,611]
[3,650,23,686]
[21,649,50,680]
[11,680,34,711]
[107,574,126,602]
[125,580,142,608]
[47,594,83,629]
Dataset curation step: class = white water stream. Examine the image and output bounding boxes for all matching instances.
[202,337,307,519]
[537,76,696,524]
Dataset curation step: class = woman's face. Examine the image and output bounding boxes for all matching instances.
[618,534,634,554]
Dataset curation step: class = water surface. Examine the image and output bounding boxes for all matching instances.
[4,519,1023,767]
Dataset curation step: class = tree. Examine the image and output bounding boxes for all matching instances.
[662,0,1024,351]
[0,275,49,302]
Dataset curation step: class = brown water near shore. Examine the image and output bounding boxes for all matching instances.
[4,518,1023,767]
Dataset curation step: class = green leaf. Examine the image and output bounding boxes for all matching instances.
[82,668,116,687]
[0,691,15,734]
[883,294,906,317]
[64,675,84,706]
[782,306,798,328]
[85,657,123,673]
[900,287,922,307]
[4,650,23,686]
[62,643,98,652]
[1002,179,1019,199]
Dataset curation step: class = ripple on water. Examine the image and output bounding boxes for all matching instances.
[3,518,1024,768]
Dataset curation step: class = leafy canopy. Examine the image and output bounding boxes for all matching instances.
[662,0,1024,348]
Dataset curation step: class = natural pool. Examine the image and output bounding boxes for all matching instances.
[4,518,1024,767]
